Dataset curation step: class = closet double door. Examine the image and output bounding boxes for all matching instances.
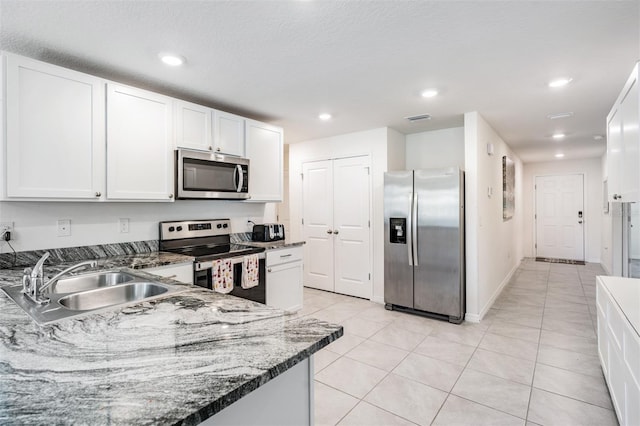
[302,156,371,299]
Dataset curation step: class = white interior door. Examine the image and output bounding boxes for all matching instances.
[333,157,371,299]
[535,174,585,261]
[302,160,334,291]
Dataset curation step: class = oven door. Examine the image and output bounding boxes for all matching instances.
[177,149,250,200]
[194,255,266,304]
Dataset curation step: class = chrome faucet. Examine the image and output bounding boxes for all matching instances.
[22,252,97,304]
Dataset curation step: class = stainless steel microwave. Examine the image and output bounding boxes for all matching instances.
[176,149,250,200]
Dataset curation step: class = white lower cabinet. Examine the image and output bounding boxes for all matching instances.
[597,276,640,426]
[266,246,303,312]
[143,262,193,285]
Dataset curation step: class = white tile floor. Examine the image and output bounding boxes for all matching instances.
[298,259,619,426]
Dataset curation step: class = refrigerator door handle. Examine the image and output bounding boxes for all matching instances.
[412,192,419,266]
[407,193,413,266]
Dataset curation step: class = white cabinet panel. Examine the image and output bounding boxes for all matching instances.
[176,100,212,152]
[267,258,303,312]
[106,84,174,201]
[5,54,105,199]
[213,110,245,157]
[144,262,193,285]
[607,62,640,202]
[245,119,283,202]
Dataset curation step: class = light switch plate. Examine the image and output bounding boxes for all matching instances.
[119,218,129,233]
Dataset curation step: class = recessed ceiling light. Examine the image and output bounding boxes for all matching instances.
[547,112,574,120]
[548,78,573,88]
[552,133,565,140]
[555,153,565,158]
[421,89,438,98]
[318,113,332,121]
[159,53,185,66]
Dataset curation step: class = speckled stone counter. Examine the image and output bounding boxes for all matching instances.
[239,240,305,250]
[0,261,342,424]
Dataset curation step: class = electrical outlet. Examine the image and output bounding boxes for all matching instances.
[57,219,71,237]
[119,218,130,233]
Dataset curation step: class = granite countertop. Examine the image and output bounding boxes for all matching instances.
[240,240,305,250]
[0,254,342,425]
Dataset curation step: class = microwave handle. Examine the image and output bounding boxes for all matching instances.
[235,165,244,192]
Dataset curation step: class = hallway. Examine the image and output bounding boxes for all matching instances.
[299,259,616,425]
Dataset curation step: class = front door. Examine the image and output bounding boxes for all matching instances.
[535,174,585,261]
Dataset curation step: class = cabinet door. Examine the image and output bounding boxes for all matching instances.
[267,260,303,312]
[5,54,105,199]
[106,84,174,201]
[620,70,639,201]
[213,110,245,157]
[176,100,212,152]
[245,119,283,202]
[607,109,623,202]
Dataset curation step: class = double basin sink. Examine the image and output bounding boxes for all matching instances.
[3,270,183,325]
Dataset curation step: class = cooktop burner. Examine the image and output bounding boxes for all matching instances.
[159,219,265,262]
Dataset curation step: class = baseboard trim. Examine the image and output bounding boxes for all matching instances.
[466,260,521,323]
[371,296,385,305]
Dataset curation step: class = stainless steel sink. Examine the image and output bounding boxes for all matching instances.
[52,272,137,294]
[58,282,169,311]
[2,270,184,325]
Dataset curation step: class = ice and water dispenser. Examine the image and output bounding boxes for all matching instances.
[389,218,407,244]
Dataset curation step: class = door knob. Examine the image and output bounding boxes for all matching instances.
[326,230,333,234]
[333,230,339,235]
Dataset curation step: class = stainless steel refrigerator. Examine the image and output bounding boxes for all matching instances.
[384,167,465,324]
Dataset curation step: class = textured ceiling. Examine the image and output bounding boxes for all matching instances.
[1,0,638,163]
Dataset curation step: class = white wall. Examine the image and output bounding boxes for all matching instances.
[0,200,274,252]
[289,127,403,304]
[601,154,614,274]
[406,127,465,170]
[464,112,523,322]
[522,157,603,264]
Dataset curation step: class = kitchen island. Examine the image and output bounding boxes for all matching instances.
[0,257,342,425]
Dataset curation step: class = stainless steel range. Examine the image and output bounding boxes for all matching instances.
[159,219,266,303]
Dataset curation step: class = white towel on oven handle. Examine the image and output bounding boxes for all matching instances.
[241,254,260,289]
[212,258,233,293]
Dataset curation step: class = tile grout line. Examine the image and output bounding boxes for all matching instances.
[524,265,550,424]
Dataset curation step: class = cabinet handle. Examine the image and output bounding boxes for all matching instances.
[216,147,221,152]
[280,254,292,258]
[208,146,213,151]
[326,229,333,234]
[267,268,272,273]
[333,230,339,235]
[95,192,101,197]
[578,220,583,224]
[168,194,174,199]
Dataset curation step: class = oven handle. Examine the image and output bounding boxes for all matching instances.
[195,252,265,271]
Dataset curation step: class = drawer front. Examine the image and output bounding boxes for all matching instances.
[596,282,609,319]
[267,246,303,266]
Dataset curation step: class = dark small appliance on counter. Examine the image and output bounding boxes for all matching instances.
[252,223,285,242]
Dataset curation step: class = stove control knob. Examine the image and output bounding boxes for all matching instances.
[217,224,222,229]
[222,223,228,228]
[168,226,175,232]
[176,226,183,232]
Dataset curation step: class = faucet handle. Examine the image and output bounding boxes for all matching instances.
[31,252,51,278]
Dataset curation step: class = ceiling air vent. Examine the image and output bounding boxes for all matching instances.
[405,113,432,122]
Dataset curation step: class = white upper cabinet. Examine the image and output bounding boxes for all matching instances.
[175,100,212,152]
[245,119,283,202]
[213,110,245,157]
[608,62,639,203]
[4,53,105,199]
[106,84,174,201]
